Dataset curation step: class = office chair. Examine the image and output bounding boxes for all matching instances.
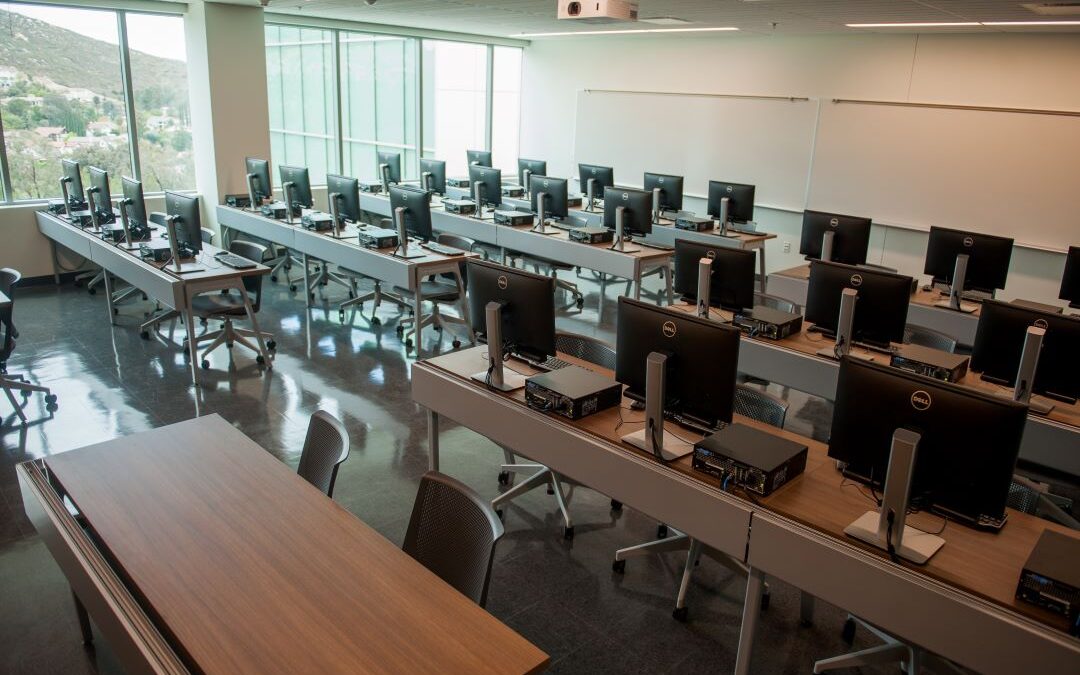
[296,410,351,499]
[392,233,473,351]
[815,620,966,675]
[612,384,788,621]
[403,470,504,607]
[186,240,276,370]
[338,217,410,325]
[903,324,958,354]
[1,269,58,424]
[494,332,616,539]
[1008,476,1079,530]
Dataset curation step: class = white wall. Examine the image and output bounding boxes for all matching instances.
[519,32,1080,306]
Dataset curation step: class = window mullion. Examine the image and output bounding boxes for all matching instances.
[0,105,12,203]
[116,10,142,180]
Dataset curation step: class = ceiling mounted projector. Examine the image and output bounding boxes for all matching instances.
[558,1,639,23]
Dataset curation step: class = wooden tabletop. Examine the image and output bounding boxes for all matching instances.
[427,347,1075,636]
[45,414,548,675]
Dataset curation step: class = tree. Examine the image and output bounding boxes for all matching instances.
[170,130,191,152]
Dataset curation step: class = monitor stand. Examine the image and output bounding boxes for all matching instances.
[390,207,425,259]
[844,428,944,565]
[714,197,741,238]
[620,352,695,461]
[816,288,857,361]
[531,195,558,236]
[933,254,978,313]
[608,206,640,253]
[470,302,527,392]
[164,218,204,274]
[1005,326,1055,416]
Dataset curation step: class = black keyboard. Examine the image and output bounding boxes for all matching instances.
[533,356,574,371]
[214,252,256,269]
[422,242,464,256]
[636,240,675,251]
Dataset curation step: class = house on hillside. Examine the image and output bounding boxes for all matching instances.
[147,115,176,131]
[0,67,18,89]
[87,120,117,136]
[34,126,66,142]
[63,88,97,103]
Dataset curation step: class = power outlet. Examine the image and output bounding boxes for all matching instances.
[783,240,791,254]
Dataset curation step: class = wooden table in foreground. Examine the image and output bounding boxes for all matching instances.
[18,414,548,675]
[412,347,1080,675]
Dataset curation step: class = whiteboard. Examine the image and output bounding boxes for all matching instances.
[573,90,819,211]
[808,102,1080,251]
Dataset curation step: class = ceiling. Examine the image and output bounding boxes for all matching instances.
[251,1,1080,39]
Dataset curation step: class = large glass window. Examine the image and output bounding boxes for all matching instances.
[125,13,194,191]
[491,46,522,176]
[265,25,336,185]
[422,41,488,178]
[0,4,132,200]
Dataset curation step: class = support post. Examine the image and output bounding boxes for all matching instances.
[1013,326,1054,415]
[621,352,694,460]
[282,181,296,225]
[817,287,857,360]
[821,229,836,263]
[696,257,713,318]
[470,302,526,391]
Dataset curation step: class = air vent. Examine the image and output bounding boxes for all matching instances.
[1022,2,1080,15]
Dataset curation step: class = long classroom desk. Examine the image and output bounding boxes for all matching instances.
[37,210,270,386]
[18,414,549,675]
[411,346,1080,675]
[768,264,981,347]
[217,204,476,352]
[358,192,674,302]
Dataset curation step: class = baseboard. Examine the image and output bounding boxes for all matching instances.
[20,272,82,288]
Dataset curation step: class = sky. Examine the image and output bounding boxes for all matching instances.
[1,2,187,61]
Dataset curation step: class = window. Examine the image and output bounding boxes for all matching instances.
[491,47,522,175]
[265,25,336,185]
[422,41,488,178]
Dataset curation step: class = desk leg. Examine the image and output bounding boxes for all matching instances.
[427,409,440,472]
[758,247,767,294]
[71,590,93,645]
[800,591,816,626]
[633,270,642,301]
[302,253,312,308]
[51,241,61,285]
[664,265,674,305]
[183,299,200,387]
[411,269,424,355]
[103,272,115,325]
[454,268,474,343]
[734,566,765,675]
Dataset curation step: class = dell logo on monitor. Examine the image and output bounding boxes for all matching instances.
[621,192,629,201]
[497,275,508,290]
[543,180,550,188]
[850,274,863,287]
[963,236,974,247]
[829,218,839,228]
[1034,318,1049,330]
[662,321,677,338]
[726,185,733,193]
[911,391,932,411]
[658,177,665,184]
[706,250,716,260]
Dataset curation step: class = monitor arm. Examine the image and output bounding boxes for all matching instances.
[245,172,259,210]
[817,287,857,361]
[86,186,101,230]
[523,169,532,200]
[379,163,391,195]
[620,351,694,461]
[422,171,433,192]
[469,301,526,392]
[160,214,184,272]
[1012,326,1054,415]
[116,197,137,250]
[472,181,486,219]
[328,192,343,238]
[59,176,74,219]
[392,205,408,256]
[716,196,731,236]
[696,257,713,319]
[608,205,639,253]
[821,229,836,263]
[585,178,596,212]
[281,181,296,225]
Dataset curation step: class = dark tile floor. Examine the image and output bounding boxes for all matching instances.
[0,268,950,674]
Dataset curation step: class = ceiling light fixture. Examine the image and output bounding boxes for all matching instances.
[980,20,1080,25]
[515,26,739,37]
[847,20,1080,27]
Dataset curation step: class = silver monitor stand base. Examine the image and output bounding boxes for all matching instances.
[172,261,205,274]
[470,369,526,392]
[933,298,979,313]
[621,428,694,461]
[844,511,944,565]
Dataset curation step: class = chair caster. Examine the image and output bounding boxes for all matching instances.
[497,471,510,485]
[88,288,96,295]
[495,509,504,521]
[452,339,461,349]
[339,310,346,322]
[563,526,574,540]
[46,403,59,412]
[371,316,381,326]
[266,340,277,350]
[201,359,210,370]
[308,293,315,301]
[576,297,585,308]
[404,339,413,350]
[112,308,118,315]
[256,354,266,365]
[396,325,404,335]
[612,559,626,574]
[289,284,298,292]
[434,325,443,332]
[547,485,555,495]
[271,275,278,283]
[140,330,150,340]
[841,617,856,644]
[141,294,147,301]
[610,499,622,511]
[44,394,58,405]
[672,607,689,622]
[761,591,771,611]
[200,318,208,326]
[657,524,668,538]
[21,390,31,398]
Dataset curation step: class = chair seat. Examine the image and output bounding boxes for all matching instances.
[191,291,248,317]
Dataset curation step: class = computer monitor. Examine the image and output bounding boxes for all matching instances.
[602,187,653,238]
[121,176,147,229]
[615,296,740,429]
[805,260,912,348]
[578,164,614,201]
[419,158,447,195]
[707,181,756,224]
[245,157,273,202]
[467,259,556,364]
[799,210,872,266]
[389,184,434,242]
[467,149,492,168]
[326,173,361,223]
[61,159,84,203]
[164,191,203,254]
[517,158,547,187]
[278,165,313,209]
[377,150,402,184]
[673,240,756,313]
[970,299,1080,403]
[529,175,569,220]
[469,165,502,208]
[924,226,1013,295]
[829,356,1027,527]
[643,172,684,213]
[87,166,113,223]
[1061,246,1080,309]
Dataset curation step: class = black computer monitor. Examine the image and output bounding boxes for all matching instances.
[924,226,1013,295]
[805,260,912,348]
[326,173,361,223]
[1061,246,1080,309]
[377,150,402,184]
[389,184,434,242]
[970,299,1080,403]
[673,240,756,313]
[643,172,684,213]
[707,181,756,224]
[518,158,547,187]
[799,210,872,266]
[61,159,84,202]
[467,259,556,363]
[829,357,1027,527]
[165,191,202,254]
[602,186,653,238]
[529,175,569,220]
[245,157,273,202]
[469,165,502,208]
[467,149,492,168]
[578,163,614,200]
[121,176,147,228]
[279,165,313,209]
[615,297,740,429]
[87,166,113,222]
[419,158,447,195]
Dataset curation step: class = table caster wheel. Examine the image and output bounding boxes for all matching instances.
[612,559,626,574]
[610,499,622,512]
[256,355,265,365]
[563,526,574,540]
[44,394,58,405]
[497,471,510,485]
[672,607,688,622]
[657,524,668,539]
[201,359,210,370]
[841,617,856,644]
[266,340,276,350]
[140,330,150,340]
[339,310,346,322]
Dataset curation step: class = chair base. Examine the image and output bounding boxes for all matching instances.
[493,461,575,539]
[267,249,299,291]
[814,616,966,675]
[191,317,275,370]
[2,374,57,424]
[307,262,353,301]
[339,277,408,325]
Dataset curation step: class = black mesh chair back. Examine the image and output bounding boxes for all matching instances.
[754,291,799,315]
[0,268,21,364]
[903,324,958,354]
[403,471,504,607]
[734,384,788,429]
[296,410,350,498]
[229,240,268,313]
[555,331,616,371]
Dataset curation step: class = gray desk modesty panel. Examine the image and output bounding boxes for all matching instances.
[36,212,96,260]
[358,192,500,245]
[216,205,297,249]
